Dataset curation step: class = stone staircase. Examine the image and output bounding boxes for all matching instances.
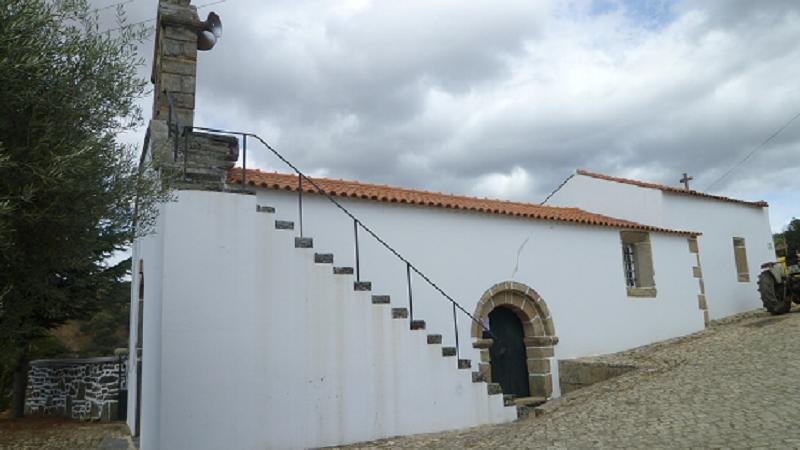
[255,201,517,440]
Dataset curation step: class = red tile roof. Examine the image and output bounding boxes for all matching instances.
[228,168,700,236]
[576,169,769,207]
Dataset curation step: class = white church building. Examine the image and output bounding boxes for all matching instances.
[127,1,774,448]
[545,169,773,321]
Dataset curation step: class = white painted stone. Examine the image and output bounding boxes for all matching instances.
[547,173,773,320]
[129,190,517,450]
[257,187,704,362]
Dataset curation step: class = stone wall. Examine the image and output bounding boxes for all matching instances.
[558,359,634,394]
[25,356,127,421]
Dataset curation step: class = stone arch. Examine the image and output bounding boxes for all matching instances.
[471,281,558,399]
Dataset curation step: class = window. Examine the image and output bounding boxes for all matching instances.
[620,231,656,297]
[623,243,636,288]
[733,237,749,282]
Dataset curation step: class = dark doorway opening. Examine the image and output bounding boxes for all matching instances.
[489,307,530,397]
[135,260,144,436]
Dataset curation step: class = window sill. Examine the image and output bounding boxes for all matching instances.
[627,287,657,298]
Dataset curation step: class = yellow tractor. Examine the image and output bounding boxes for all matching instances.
[758,254,800,315]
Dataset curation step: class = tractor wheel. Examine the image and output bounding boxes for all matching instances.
[791,278,800,305]
[758,271,790,315]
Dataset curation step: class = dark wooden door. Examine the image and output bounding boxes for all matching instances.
[489,307,529,397]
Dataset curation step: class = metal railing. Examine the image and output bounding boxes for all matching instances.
[164,92,495,358]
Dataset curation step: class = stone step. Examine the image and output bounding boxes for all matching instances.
[174,181,226,191]
[181,175,224,186]
[427,334,442,345]
[223,187,255,195]
[256,205,275,213]
[487,383,503,396]
[442,347,456,357]
[471,371,485,383]
[457,359,471,369]
[183,171,226,183]
[295,237,313,248]
[314,253,333,264]
[275,220,294,230]
[513,396,547,407]
[392,308,408,319]
[333,267,353,275]
[183,169,223,180]
[371,295,390,305]
[410,320,426,330]
[354,281,372,291]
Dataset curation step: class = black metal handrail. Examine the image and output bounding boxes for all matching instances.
[163,92,495,357]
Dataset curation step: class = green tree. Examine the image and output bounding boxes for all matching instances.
[783,218,800,265]
[0,0,168,416]
[79,258,131,357]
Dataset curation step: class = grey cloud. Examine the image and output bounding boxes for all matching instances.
[94,0,800,229]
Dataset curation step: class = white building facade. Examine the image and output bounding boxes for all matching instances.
[546,169,774,321]
[127,168,709,449]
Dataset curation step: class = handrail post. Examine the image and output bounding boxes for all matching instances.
[183,125,189,179]
[453,303,459,358]
[298,175,304,237]
[173,129,179,163]
[353,219,360,282]
[164,90,180,163]
[241,134,247,188]
[406,263,413,326]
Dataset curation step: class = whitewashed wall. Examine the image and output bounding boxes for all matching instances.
[129,190,517,450]
[257,187,703,361]
[547,173,773,319]
[661,195,773,319]
[127,207,167,446]
[549,175,665,226]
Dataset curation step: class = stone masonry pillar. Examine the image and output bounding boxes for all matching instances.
[151,0,198,128]
[146,0,239,191]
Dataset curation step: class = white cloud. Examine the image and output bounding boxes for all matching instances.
[471,166,533,201]
[96,0,800,230]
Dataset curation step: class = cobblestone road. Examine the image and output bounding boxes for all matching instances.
[342,308,800,448]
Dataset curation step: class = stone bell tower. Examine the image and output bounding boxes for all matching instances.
[151,0,199,127]
[146,0,237,190]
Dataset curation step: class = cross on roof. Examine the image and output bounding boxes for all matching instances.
[680,172,694,190]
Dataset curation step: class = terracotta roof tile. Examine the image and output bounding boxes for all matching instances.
[229,168,700,236]
[576,169,768,207]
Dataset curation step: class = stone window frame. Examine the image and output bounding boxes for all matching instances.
[471,281,558,399]
[620,231,657,298]
[688,237,710,327]
[733,237,750,282]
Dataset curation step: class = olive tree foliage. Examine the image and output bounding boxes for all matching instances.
[0,0,169,414]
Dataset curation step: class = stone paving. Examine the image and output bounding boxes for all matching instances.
[0,417,133,450]
[340,307,800,448]
[2,308,800,449]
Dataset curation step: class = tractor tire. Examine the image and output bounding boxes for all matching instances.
[791,278,800,305]
[759,271,790,315]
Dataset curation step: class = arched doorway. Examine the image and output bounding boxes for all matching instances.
[471,281,558,399]
[488,307,529,397]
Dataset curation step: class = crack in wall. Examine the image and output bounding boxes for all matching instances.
[510,236,530,279]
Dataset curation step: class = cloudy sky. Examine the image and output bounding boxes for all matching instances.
[99,0,800,232]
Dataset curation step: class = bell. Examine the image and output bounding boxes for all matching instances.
[197,12,222,51]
